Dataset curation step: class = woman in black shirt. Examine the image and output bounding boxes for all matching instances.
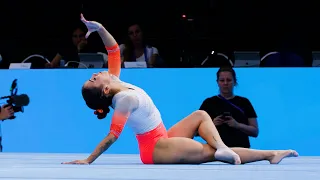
[199,67,259,148]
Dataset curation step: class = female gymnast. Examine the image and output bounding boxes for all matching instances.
[63,14,298,165]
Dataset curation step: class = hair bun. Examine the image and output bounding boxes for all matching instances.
[97,113,107,119]
[94,107,110,119]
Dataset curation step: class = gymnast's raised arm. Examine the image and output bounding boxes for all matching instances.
[62,95,138,165]
[80,14,121,78]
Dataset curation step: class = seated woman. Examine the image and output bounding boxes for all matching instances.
[62,14,298,165]
[119,23,162,68]
[47,23,106,68]
[198,67,258,148]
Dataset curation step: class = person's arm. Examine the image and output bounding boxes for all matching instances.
[225,98,259,137]
[62,95,138,165]
[80,14,121,77]
[48,53,62,68]
[233,118,259,137]
[86,95,138,163]
[98,28,121,78]
[240,99,259,137]
[148,47,159,67]
[85,133,117,164]
[0,105,14,120]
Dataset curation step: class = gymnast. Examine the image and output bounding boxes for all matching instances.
[63,14,298,165]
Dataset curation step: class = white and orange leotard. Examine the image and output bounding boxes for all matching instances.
[106,44,168,164]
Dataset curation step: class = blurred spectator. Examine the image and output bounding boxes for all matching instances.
[197,67,259,148]
[46,23,106,68]
[120,23,163,67]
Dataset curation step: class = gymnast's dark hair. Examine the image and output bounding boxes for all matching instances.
[216,66,238,85]
[82,85,113,119]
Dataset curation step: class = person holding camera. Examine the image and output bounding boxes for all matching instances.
[198,67,258,148]
[0,105,14,152]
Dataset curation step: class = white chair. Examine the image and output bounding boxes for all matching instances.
[260,51,279,62]
[260,51,280,67]
[21,54,50,64]
[200,51,233,67]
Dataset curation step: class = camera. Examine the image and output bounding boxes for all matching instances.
[0,79,30,119]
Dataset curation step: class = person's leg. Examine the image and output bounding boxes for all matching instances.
[167,110,240,163]
[231,148,299,164]
[153,137,217,164]
[152,137,298,165]
[168,110,225,147]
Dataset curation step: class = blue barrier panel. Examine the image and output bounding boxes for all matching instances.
[0,68,319,155]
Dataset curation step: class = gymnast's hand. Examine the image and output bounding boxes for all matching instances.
[80,13,103,39]
[61,159,90,165]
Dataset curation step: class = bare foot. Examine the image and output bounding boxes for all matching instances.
[268,150,299,164]
[215,147,241,165]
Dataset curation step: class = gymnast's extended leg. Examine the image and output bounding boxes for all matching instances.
[230,148,298,164]
[163,110,298,164]
[153,137,297,164]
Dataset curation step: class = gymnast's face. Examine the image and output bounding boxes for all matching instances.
[85,71,111,93]
[218,71,235,94]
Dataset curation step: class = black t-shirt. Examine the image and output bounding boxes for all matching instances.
[199,95,257,148]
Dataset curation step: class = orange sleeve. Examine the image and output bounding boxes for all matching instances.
[109,111,129,138]
[106,44,121,78]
